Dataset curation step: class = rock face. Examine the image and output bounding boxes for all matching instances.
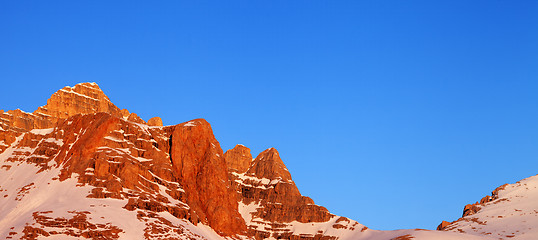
[170,119,245,236]
[224,144,252,173]
[34,83,122,121]
[147,117,163,127]
[0,82,122,133]
[246,148,292,182]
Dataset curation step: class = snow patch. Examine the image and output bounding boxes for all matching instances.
[238,201,261,223]
[59,88,98,101]
[30,128,54,136]
[184,121,197,127]
[232,172,288,190]
[104,136,125,143]
[43,138,64,146]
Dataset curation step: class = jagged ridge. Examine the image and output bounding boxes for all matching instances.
[1,82,534,240]
[0,83,359,239]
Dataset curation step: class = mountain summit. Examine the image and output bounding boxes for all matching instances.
[0,83,535,240]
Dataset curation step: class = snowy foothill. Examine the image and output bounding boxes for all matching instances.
[444,174,538,240]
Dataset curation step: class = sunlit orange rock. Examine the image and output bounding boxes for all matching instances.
[224,144,252,173]
[170,119,246,236]
[0,82,343,239]
[147,117,163,127]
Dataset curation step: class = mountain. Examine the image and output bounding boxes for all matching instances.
[0,83,534,240]
[437,174,538,240]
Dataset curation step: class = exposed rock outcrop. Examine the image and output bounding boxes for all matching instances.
[34,82,123,121]
[0,83,123,133]
[170,119,246,236]
[147,117,163,127]
[224,144,252,173]
[436,221,451,231]
[437,182,511,231]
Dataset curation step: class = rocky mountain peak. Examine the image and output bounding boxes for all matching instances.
[0,82,164,134]
[34,82,122,120]
[224,144,252,173]
[247,147,292,181]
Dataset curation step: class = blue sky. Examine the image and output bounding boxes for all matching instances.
[1,1,538,230]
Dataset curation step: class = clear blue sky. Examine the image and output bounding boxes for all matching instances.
[1,1,538,230]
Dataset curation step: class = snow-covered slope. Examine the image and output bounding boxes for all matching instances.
[441,174,538,240]
[0,133,227,240]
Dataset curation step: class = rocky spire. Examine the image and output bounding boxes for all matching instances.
[247,147,292,181]
[170,119,246,236]
[224,144,252,173]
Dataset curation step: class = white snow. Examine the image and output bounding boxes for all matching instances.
[233,172,272,185]
[184,121,197,127]
[237,198,488,240]
[134,156,152,162]
[232,172,289,190]
[238,201,261,223]
[0,134,25,159]
[15,108,32,115]
[343,229,491,240]
[34,111,51,117]
[97,146,153,163]
[104,136,125,143]
[445,174,538,240]
[30,128,54,136]
[43,138,64,146]
[59,88,98,101]
[0,159,146,240]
